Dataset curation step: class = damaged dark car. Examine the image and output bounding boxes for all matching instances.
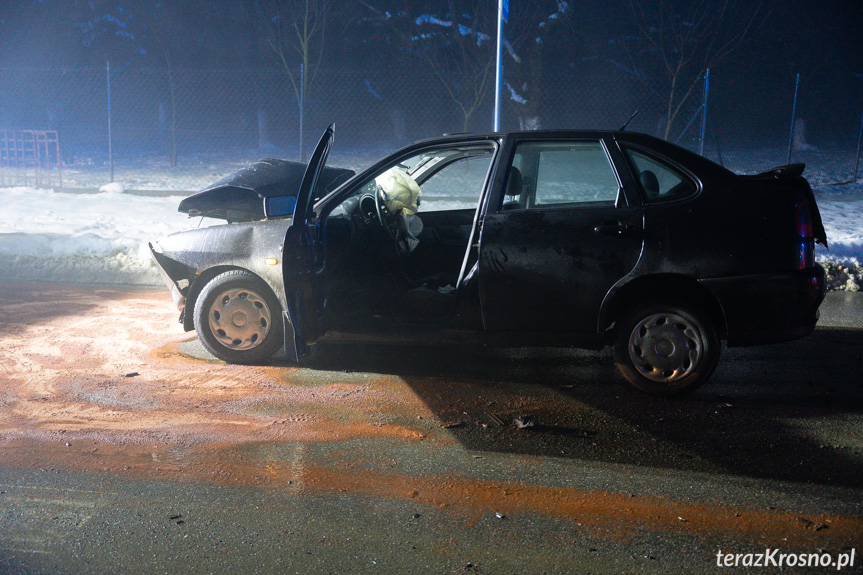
[150,125,828,396]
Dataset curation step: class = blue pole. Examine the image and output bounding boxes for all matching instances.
[786,73,800,165]
[493,0,504,131]
[299,63,305,163]
[107,61,113,183]
[854,110,863,181]
[698,69,710,156]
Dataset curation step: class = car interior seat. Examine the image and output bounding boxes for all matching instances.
[502,167,524,210]
[639,170,660,199]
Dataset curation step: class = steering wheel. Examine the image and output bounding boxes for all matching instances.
[373,185,400,242]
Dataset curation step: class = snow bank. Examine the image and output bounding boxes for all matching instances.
[0,178,861,288]
[0,186,198,285]
[813,181,863,266]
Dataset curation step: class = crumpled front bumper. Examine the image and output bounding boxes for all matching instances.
[149,242,190,313]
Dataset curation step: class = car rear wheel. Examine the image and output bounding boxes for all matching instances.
[613,303,719,396]
[194,270,283,364]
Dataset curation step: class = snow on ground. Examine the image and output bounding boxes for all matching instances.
[0,186,205,285]
[0,157,861,290]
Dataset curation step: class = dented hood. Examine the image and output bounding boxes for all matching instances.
[178,158,354,222]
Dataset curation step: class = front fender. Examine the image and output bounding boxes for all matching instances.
[151,218,292,324]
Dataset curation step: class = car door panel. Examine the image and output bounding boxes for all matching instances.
[281,124,335,360]
[479,206,642,333]
[478,136,644,335]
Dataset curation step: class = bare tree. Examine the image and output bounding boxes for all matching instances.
[621,0,763,141]
[425,18,495,132]
[500,0,573,130]
[360,1,495,133]
[144,2,192,167]
[265,0,332,159]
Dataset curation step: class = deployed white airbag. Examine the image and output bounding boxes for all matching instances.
[376,167,421,215]
[376,167,424,252]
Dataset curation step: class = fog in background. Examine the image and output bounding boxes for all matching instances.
[0,1,861,288]
[0,0,861,185]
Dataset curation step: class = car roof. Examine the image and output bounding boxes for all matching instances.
[404,130,734,178]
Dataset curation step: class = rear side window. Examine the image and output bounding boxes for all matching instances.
[506,141,620,209]
[624,148,697,203]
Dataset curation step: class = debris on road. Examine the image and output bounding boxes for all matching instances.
[485,412,504,426]
[513,415,535,429]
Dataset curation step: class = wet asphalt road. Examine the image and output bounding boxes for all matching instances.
[1,286,861,574]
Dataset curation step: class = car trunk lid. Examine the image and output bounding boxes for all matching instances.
[740,163,828,248]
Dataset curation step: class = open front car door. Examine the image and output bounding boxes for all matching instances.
[281,124,336,361]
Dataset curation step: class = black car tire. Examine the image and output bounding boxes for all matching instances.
[194,270,284,364]
[613,303,719,396]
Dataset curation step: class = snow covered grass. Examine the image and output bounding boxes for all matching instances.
[0,151,861,290]
[0,186,202,285]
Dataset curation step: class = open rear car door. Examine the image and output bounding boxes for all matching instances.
[280,124,335,361]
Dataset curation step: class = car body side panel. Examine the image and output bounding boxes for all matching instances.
[151,218,291,323]
[477,132,645,335]
[700,266,826,346]
[598,135,826,344]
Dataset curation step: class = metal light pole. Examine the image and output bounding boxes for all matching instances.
[493,0,508,132]
[854,110,863,181]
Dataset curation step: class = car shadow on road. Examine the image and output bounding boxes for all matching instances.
[0,281,108,334]
[299,327,863,489]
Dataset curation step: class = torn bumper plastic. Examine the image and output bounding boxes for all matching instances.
[149,242,190,313]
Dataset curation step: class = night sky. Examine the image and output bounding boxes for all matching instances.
[0,1,861,144]
[0,1,859,75]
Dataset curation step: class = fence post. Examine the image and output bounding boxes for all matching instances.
[299,63,305,163]
[107,61,114,183]
[786,73,800,165]
[699,68,710,156]
[854,110,863,182]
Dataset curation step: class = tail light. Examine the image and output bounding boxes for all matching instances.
[795,197,815,269]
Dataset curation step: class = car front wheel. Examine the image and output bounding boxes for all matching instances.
[613,303,719,396]
[193,270,284,364]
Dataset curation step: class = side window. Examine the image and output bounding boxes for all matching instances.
[624,148,697,202]
[505,141,620,209]
[327,145,494,218]
[416,153,493,212]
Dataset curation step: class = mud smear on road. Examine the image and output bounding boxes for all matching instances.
[2,437,861,551]
[0,283,433,448]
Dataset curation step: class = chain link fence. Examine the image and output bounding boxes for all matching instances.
[0,65,860,192]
